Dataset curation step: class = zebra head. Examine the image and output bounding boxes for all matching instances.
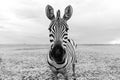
[45,5,73,64]
[45,5,73,47]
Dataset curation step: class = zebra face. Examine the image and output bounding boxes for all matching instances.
[49,18,69,47]
[45,5,73,48]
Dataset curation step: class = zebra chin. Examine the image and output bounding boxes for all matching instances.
[50,42,66,64]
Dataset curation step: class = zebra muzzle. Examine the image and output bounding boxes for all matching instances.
[50,43,66,64]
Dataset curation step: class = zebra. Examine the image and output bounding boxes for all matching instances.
[45,5,77,80]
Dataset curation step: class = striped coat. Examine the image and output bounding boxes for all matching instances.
[45,4,77,80]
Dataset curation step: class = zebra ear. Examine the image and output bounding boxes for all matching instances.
[45,5,55,20]
[63,5,73,21]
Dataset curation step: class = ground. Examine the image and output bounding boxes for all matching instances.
[0,44,120,80]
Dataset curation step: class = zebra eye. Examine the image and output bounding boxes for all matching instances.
[66,27,69,31]
[64,37,68,39]
[50,39,54,42]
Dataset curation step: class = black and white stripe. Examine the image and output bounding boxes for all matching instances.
[45,5,77,80]
[49,19,69,48]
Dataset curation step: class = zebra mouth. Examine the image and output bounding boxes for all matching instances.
[57,58,65,64]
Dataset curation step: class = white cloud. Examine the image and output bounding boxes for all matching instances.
[0,0,50,44]
[109,38,120,44]
[0,0,120,44]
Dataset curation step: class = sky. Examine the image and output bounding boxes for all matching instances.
[0,0,120,44]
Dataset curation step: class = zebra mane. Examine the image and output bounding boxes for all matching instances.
[57,10,60,20]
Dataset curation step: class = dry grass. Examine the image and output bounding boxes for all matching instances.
[0,45,120,80]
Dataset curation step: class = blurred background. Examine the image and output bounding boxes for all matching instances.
[0,0,120,44]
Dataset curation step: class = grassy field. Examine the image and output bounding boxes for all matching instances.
[0,44,120,80]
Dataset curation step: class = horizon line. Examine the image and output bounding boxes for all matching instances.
[0,43,120,45]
